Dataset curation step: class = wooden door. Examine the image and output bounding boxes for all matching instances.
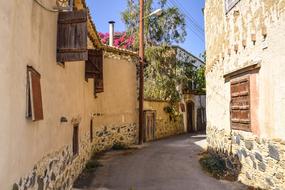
[144,111,156,142]
[187,102,194,133]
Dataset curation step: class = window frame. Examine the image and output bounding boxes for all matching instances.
[26,66,44,121]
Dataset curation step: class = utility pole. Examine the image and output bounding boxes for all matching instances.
[138,0,144,144]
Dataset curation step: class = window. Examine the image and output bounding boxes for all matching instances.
[230,77,251,131]
[90,119,93,143]
[73,125,79,156]
[225,0,240,13]
[26,66,44,121]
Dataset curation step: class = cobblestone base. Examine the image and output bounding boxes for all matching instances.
[207,125,285,190]
[12,123,137,190]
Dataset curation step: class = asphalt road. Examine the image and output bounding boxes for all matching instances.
[73,134,246,190]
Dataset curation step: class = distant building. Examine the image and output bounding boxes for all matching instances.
[205,0,285,189]
[172,46,207,133]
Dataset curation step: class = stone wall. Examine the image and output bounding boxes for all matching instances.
[93,123,137,152]
[144,100,185,139]
[12,123,137,190]
[207,126,285,189]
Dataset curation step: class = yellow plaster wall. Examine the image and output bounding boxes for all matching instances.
[144,100,184,139]
[0,0,138,189]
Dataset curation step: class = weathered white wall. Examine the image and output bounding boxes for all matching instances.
[205,0,285,139]
[0,0,138,189]
[205,0,285,188]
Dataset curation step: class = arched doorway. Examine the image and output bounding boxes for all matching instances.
[187,101,195,133]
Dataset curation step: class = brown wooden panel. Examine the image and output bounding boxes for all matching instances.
[231,96,250,110]
[143,111,156,142]
[85,49,103,79]
[230,76,251,131]
[73,125,79,156]
[57,10,88,62]
[86,49,104,94]
[27,66,44,121]
[90,119,93,143]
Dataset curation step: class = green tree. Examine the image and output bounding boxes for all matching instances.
[121,0,190,102]
[121,0,187,48]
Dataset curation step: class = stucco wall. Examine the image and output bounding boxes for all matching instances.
[144,100,184,139]
[205,0,285,189]
[0,1,138,189]
[205,0,285,139]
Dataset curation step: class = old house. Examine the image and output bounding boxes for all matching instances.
[205,0,285,189]
[0,0,139,189]
[174,46,206,133]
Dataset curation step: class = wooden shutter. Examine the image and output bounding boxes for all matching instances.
[27,66,44,121]
[57,10,88,62]
[86,49,104,94]
[230,77,251,131]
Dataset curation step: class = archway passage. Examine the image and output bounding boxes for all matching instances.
[187,102,195,133]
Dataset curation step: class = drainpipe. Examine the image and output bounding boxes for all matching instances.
[109,21,115,46]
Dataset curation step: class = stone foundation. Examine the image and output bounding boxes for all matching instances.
[92,123,137,152]
[207,126,285,189]
[13,123,137,190]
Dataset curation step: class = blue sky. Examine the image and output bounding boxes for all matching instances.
[86,0,205,58]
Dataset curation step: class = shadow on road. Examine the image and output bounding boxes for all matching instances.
[73,133,248,190]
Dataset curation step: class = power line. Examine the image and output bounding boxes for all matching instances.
[170,0,204,32]
[165,1,205,42]
[168,0,204,34]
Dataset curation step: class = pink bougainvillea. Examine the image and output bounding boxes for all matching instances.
[98,32,134,50]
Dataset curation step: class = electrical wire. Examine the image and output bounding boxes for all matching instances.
[33,0,59,12]
[168,0,204,35]
[165,1,205,42]
[170,0,204,32]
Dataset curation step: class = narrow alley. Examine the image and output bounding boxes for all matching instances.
[73,134,246,190]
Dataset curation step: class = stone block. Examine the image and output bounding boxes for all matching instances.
[245,140,254,150]
[246,172,252,180]
[268,145,280,161]
[255,152,263,162]
[275,172,284,180]
[241,148,248,157]
[258,162,266,172]
[266,178,275,187]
